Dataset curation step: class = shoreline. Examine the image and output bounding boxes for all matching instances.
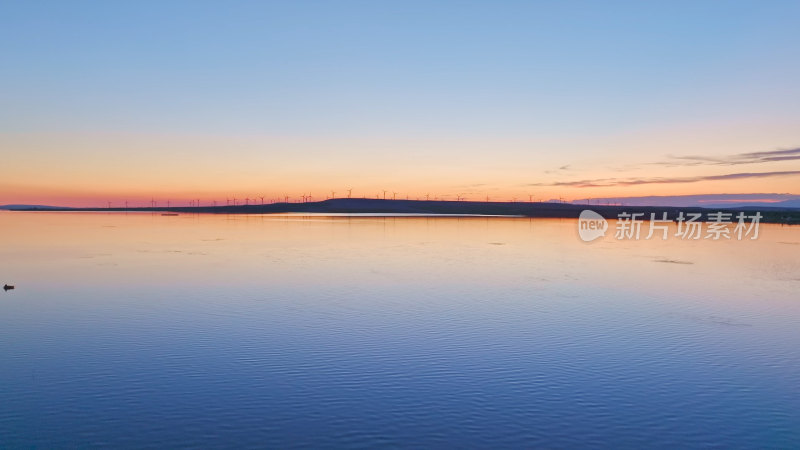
[6,198,800,224]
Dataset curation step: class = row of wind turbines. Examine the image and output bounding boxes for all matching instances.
[105,192,624,209]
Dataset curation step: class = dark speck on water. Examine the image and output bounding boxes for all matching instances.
[653,258,694,265]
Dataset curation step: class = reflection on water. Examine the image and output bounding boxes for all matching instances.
[1,211,799,447]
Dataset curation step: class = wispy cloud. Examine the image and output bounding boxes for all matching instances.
[530,170,800,188]
[569,193,800,208]
[544,164,572,175]
[656,147,800,167]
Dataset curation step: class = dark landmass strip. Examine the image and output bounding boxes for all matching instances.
[0,204,71,210]
[9,198,800,224]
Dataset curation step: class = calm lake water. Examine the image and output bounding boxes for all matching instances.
[1,211,799,448]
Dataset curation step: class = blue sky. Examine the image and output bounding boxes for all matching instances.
[1,1,799,205]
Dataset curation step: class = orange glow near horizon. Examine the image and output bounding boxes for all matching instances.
[4,179,800,208]
[2,132,799,207]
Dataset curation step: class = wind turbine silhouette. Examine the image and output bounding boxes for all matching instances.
[392,192,397,200]
[425,193,430,201]
[347,188,352,198]
[260,196,265,205]
[382,190,387,200]
[331,191,336,199]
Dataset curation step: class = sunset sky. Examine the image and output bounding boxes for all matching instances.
[1,1,799,207]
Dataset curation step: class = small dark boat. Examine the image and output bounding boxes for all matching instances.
[3,284,14,291]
